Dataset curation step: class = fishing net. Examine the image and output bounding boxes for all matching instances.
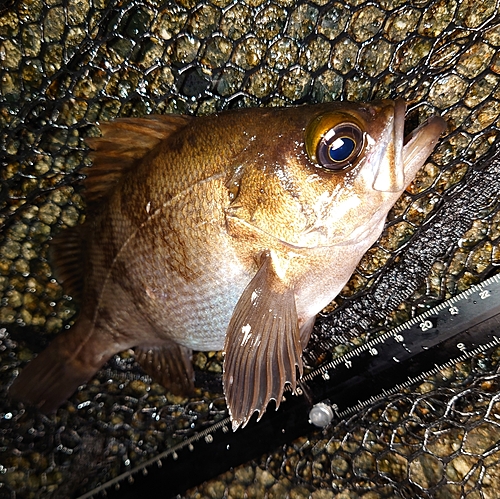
[1,0,500,497]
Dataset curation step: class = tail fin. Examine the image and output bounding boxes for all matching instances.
[9,328,110,413]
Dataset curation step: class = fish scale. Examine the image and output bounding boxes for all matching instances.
[125,186,249,350]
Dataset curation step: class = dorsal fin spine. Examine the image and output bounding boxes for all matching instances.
[83,114,192,209]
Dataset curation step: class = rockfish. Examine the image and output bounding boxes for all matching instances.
[9,100,446,429]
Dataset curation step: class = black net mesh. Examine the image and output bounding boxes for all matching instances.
[1,0,500,497]
[202,368,500,499]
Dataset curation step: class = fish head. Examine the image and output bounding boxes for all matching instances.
[225,100,446,250]
[223,101,446,429]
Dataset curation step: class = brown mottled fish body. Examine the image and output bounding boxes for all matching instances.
[9,102,446,429]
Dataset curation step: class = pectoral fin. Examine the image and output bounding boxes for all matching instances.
[135,342,194,396]
[223,253,303,430]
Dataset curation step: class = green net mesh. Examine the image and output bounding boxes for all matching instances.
[1,0,500,497]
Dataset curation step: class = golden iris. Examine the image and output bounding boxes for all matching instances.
[305,113,365,171]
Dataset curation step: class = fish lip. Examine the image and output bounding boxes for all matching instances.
[403,114,447,149]
[372,99,407,193]
[401,111,447,179]
[394,99,446,183]
[394,98,406,173]
[375,99,447,192]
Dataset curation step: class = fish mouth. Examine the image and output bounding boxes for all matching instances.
[401,103,447,179]
[373,99,447,193]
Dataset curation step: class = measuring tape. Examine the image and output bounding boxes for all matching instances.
[79,272,500,499]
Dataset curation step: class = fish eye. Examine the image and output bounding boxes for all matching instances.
[316,124,363,169]
[305,114,365,171]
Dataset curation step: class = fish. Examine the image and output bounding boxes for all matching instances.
[9,100,446,430]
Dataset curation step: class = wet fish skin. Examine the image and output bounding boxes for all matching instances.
[8,101,446,429]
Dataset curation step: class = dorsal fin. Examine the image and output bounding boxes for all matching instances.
[84,114,192,208]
